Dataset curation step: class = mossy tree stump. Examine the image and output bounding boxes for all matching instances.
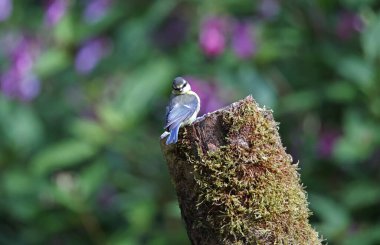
[161,96,321,245]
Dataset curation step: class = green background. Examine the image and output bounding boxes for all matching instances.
[1,1,380,244]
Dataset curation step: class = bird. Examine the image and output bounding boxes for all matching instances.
[163,77,200,145]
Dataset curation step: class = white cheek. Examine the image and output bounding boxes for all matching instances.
[183,84,191,92]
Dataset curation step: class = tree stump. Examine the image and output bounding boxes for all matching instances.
[161,96,321,245]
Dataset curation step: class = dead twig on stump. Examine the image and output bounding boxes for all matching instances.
[161,96,321,245]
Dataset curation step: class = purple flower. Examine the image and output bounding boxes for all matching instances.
[0,0,12,22]
[1,69,40,101]
[336,11,363,40]
[45,0,68,26]
[232,21,256,59]
[0,37,41,101]
[75,38,109,74]
[18,74,41,101]
[317,129,341,158]
[1,70,19,98]
[258,0,280,20]
[11,39,35,76]
[199,17,226,57]
[185,76,226,115]
[83,0,111,24]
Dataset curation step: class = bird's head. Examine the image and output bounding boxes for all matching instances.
[172,77,191,94]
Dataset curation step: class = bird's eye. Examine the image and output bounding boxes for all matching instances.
[173,85,181,90]
[172,77,188,90]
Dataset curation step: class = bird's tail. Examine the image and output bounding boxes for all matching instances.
[166,124,180,145]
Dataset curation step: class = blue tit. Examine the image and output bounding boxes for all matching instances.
[164,77,201,145]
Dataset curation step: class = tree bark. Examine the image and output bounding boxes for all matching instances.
[161,96,321,245]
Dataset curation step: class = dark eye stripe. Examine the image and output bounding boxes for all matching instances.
[173,83,186,90]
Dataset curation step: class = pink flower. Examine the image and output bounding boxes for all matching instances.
[336,11,363,40]
[199,17,226,57]
[317,129,341,158]
[0,0,12,22]
[75,38,110,74]
[1,68,40,101]
[11,39,36,76]
[185,76,226,115]
[0,37,41,101]
[83,0,112,23]
[18,73,41,101]
[232,21,256,59]
[45,0,68,26]
[1,69,19,98]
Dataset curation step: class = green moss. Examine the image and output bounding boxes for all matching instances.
[185,98,321,244]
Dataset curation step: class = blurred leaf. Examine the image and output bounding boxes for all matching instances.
[144,0,177,25]
[97,106,125,131]
[69,119,109,146]
[279,90,320,114]
[54,14,75,44]
[79,161,107,199]
[333,138,367,164]
[49,174,84,212]
[5,198,38,221]
[1,169,39,221]
[342,181,380,209]
[114,19,151,65]
[0,99,43,153]
[124,199,156,233]
[164,201,181,218]
[342,0,377,7]
[337,57,374,90]
[2,168,35,195]
[343,224,380,245]
[147,236,168,245]
[258,27,302,62]
[309,194,350,239]
[218,0,253,14]
[108,232,138,245]
[32,140,97,175]
[369,97,380,117]
[324,81,357,102]
[333,110,380,164]
[255,39,282,63]
[362,15,380,61]
[35,49,70,78]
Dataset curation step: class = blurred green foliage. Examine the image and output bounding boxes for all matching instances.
[0,0,380,244]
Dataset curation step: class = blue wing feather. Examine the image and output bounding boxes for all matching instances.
[165,106,192,129]
[166,124,181,145]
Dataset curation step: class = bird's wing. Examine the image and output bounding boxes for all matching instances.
[165,105,193,130]
[165,94,198,130]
